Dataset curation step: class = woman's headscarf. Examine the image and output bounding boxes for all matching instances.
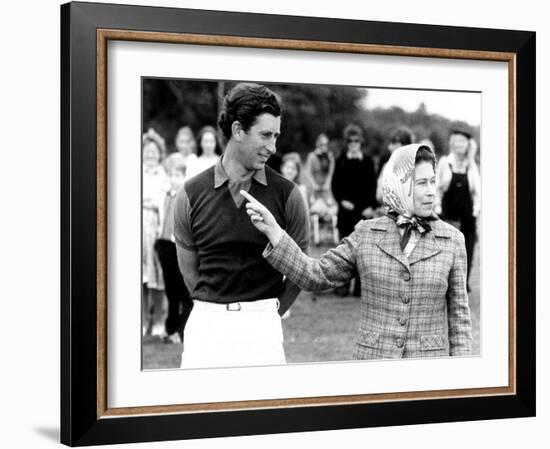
[382,143,436,249]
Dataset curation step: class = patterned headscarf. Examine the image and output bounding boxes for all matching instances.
[382,144,437,250]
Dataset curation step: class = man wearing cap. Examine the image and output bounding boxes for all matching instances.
[173,83,309,369]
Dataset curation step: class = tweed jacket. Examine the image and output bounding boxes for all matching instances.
[264,215,472,359]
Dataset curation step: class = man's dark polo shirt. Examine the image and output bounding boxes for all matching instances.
[173,158,309,304]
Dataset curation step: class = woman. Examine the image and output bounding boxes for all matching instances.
[163,125,198,177]
[186,125,222,179]
[435,128,480,291]
[304,133,338,245]
[142,129,169,336]
[280,152,309,215]
[242,144,472,359]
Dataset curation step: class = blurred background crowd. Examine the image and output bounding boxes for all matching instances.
[141,79,481,364]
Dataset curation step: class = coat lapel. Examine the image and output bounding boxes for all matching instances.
[408,230,442,265]
[372,219,411,272]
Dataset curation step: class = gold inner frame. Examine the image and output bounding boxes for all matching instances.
[96,29,517,418]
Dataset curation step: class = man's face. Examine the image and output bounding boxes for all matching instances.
[236,113,281,171]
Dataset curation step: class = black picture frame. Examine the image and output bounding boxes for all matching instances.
[61,1,535,446]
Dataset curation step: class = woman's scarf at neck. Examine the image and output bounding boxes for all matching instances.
[381,144,437,250]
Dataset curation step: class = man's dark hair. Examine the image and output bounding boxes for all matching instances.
[343,124,364,143]
[415,145,436,169]
[218,83,282,140]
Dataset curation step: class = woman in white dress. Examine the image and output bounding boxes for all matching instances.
[142,128,169,336]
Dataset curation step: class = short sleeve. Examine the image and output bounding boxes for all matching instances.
[284,185,310,253]
[173,185,196,251]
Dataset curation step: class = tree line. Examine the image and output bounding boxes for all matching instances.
[143,78,480,159]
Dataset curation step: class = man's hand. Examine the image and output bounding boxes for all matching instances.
[241,190,284,246]
[341,200,355,211]
[361,207,375,219]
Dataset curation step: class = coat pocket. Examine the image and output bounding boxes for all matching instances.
[357,330,380,349]
[354,330,380,360]
[420,334,447,351]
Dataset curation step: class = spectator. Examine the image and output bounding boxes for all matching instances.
[154,160,194,344]
[303,133,338,245]
[280,152,309,215]
[436,127,480,291]
[142,128,168,336]
[332,124,377,296]
[164,126,198,176]
[186,125,223,179]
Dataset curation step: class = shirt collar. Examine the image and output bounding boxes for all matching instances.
[214,156,268,188]
[346,150,364,160]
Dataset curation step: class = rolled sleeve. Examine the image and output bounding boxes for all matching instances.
[446,231,473,356]
[173,185,196,251]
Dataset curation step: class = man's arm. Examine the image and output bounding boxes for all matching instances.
[176,246,199,294]
[173,183,199,294]
[278,185,310,315]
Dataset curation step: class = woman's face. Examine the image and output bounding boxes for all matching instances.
[281,160,298,182]
[316,135,329,153]
[413,161,436,217]
[143,141,160,167]
[449,133,469,157]
[200,132,217,156]
[176,132,194,156]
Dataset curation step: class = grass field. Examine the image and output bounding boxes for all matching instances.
[142,231,480,369]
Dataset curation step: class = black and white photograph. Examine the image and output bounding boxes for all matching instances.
[141,78,482,370]
[52,1,538,446]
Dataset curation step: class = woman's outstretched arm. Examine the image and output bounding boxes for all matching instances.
[241,190,358,291]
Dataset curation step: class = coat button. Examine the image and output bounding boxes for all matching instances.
[396,338,404,348]
[402,271,411,281]
[398,317,408,326]
[401,295,410,304]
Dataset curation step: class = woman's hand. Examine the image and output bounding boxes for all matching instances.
[240,190,284,246]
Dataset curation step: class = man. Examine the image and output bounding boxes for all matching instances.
[173,83,309,369]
